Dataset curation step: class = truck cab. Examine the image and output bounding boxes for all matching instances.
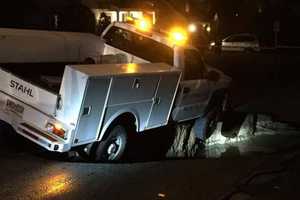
[100,22,231,122]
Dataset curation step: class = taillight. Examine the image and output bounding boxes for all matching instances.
[46,122,66,139]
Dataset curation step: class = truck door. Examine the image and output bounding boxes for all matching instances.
[172,50,213,122]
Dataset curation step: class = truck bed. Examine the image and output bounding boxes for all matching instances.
[1,63,66,94]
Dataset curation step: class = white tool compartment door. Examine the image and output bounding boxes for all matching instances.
[74,78,111,144]
[147,73,180,129]
[105,75,160,132]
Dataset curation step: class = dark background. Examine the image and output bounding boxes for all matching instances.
[0,0,95,33]
[1,0,300,46]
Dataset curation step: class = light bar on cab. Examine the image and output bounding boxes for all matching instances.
[168,27,188,46]
[134,17,152,32]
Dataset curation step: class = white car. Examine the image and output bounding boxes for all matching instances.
[211,33,260,52]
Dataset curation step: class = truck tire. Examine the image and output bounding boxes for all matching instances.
[203,107,219,139]
[203,92,229,139]
[93,125,127,162]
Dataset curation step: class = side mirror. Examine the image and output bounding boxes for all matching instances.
[206,70,220,82]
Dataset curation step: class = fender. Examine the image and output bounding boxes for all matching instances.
[98,108,140,141]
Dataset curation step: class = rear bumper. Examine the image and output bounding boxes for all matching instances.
[17,122,71,152]
[0,92,72,153]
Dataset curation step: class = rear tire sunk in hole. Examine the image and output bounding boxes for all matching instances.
[92,125,128,162]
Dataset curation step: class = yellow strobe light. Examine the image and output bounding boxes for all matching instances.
[168,27,188,46]
[134,17,152,32]
[126,16,134,22]
[122,63,138,73]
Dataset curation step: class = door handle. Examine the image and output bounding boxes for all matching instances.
[82,106,91,116]
[153,97,161,105]
[132,78,141,89]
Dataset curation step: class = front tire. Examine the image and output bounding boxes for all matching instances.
[203,92,229,139]
[93,125,127,162]
[203,108,219,139]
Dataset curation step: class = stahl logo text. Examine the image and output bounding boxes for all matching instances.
[9,80,34,98]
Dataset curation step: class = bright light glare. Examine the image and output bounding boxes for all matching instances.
[123,63,138,73]
[169,27,188,46]
[158,193,166,198]
[126,16,134,22]
[46,122,66,139]
[206,26,211,32]
[206,124,251,146]
[135,18,152,32]
[54,123,63,130]
[188,24,197,33]
[210,42,216,46]
[44,174,71,196]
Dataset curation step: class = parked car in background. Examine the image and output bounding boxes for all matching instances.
[210,33,260,52]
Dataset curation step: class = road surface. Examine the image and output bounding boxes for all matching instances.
[1,50,300,200]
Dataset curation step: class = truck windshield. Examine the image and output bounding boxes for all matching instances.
[183,49,206,80]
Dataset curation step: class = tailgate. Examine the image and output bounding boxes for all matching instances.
[0,68,58,115]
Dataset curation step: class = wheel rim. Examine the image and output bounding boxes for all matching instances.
[106,136,123,160]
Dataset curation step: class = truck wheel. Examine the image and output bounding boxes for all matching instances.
[93,125,127,162]
[203,109,219,139]
[204,93,228,139]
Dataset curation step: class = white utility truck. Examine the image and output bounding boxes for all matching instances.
[0,21,231,161]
